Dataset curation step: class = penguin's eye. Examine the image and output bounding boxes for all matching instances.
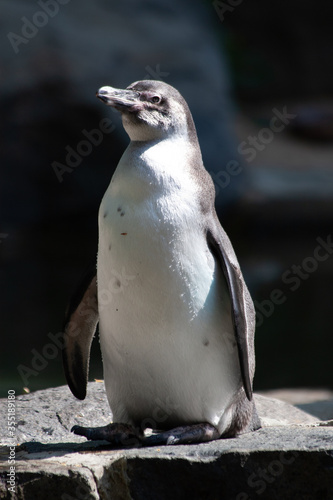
[150,95,161,104]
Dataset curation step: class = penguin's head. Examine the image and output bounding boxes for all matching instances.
[96,80,197,142]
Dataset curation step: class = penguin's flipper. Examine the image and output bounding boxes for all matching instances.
[207,226,253,401]
[62,265,99,400]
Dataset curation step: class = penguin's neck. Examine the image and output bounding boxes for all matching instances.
[110,136,200,202]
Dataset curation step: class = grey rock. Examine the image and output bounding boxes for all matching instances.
[0,383,332,499]
[258,388,333,421]
[298,400,333,421]
[0,383,321,447]
[0,383,111,446]
[254,393,320,427]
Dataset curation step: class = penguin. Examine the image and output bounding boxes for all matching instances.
[63,80,260,446]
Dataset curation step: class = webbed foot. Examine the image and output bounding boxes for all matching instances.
[71,422,142,447]
[143,422,220,446]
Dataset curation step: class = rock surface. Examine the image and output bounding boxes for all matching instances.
[0,383,332,499]
[258,388,333,421]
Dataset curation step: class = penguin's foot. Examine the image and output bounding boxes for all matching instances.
[71,423,142,447]
[143,423,220,446]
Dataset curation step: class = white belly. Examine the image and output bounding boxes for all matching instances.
[97,145,241,433]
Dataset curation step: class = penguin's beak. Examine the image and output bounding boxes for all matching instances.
[96,86,142,112]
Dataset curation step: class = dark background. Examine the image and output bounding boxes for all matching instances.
[1,0,333,397]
